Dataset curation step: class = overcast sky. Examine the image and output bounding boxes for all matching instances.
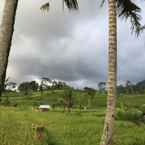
[0,0,145,88]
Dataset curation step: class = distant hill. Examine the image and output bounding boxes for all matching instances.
[136,80,145,88]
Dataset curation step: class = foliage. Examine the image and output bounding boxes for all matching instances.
[63,88,73,111]
[98,82,106,93]
[116,108,143,123]
[84,87,96,97]
[84,87,96,108]
[140,104,145,114]
[29,81,39,91]
[117,80,145,95]
[52,81,67,89]
[19,81,38,95]
[18,82,30,95]
[41,0,78,12]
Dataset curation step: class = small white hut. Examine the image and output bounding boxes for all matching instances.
[38,105,51,112]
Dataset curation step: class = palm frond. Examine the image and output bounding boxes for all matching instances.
[63,0,78,10]
[40,0,78,12]
[117,0,142,36]
[139,25,145,31]
[100,0,106,7]
[40,2,50,11]
[101,0,143,36]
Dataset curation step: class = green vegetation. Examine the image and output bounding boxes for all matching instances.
[0,90,145,145]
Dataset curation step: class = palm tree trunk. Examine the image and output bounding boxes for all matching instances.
[0,0,18,99]
[99,0,117,145]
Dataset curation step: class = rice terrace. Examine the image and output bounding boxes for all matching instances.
[0,0,145,145]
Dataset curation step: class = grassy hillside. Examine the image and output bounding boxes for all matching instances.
[0,107,145,145]
[1,90,107,107]
[1,90,145,109]
[0,91,145,145]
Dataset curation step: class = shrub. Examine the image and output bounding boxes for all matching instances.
[33,125,59,145]
[1,97,11,106]
[116,108,143,123]
[140,104,145,114]
[129,138,145,145]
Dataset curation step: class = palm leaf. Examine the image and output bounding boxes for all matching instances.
[100,0,105,7]
[63,0,78,10]
[40,2,50,11]
[117,0,142,36]
[40,0,78,12]
[139,25,145,31]
[101,0,143,35]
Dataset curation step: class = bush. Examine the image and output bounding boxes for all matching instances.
[34,127,59,145]
[140,104,145,114]
[114,137,145,145]
[0,97,11,106]
[116,108,143,123]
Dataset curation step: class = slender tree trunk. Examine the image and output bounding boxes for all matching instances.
[100,0,117,145]
[0,72,6,102]
[0,85,2,101]
[0,0,18,99]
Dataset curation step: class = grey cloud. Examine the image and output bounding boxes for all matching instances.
[1,0,144,88]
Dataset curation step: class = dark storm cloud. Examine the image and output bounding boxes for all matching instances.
[0,0,144,87]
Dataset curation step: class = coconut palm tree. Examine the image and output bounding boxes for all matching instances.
[41,1,143,144]
[100,0,143,145]
[100,1,117,144]
[0,0,19,100]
